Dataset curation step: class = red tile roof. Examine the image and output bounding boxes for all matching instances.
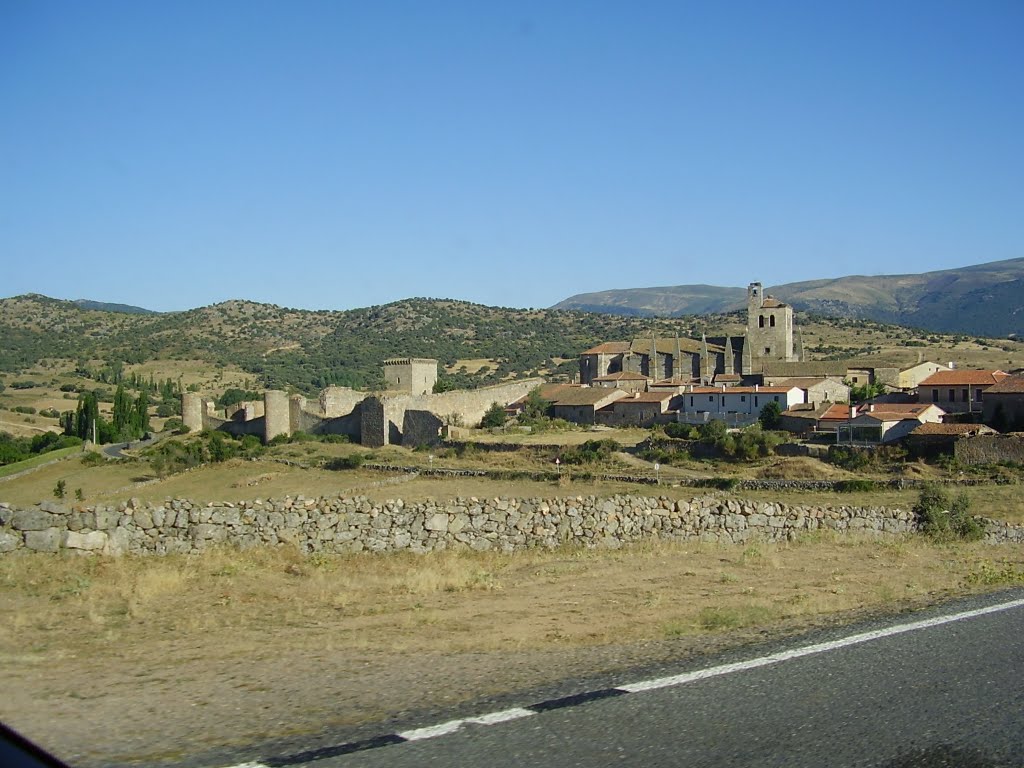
[856,404,936,420]
[582,342,631,355]
[613,392,674,405]
[551,388,628,407]
[820,404,853,421]
[911,422,996,436]
[760,297,787,308]
[917,369,1009,387]
[984,375,1024,394]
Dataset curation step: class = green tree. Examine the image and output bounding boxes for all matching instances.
[697,419,727,443]
[759,400,782,430]
[912,482,984,542]
[846,379,885,403]
[133,390,150,435]
[112,384,133,437]
[53,480,66,499]
[74,392,101,443]
[520,388,551,421]
[480,402,507,428]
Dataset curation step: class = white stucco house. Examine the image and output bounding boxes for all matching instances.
[678,385,805,425]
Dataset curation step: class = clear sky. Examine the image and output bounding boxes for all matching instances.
[2,1,1022,312]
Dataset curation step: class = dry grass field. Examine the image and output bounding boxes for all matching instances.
[2,534,1023,766]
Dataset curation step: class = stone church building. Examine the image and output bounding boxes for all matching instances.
[579,282,803,385]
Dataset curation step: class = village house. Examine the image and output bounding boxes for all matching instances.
[813,403,856,436]
[898,361,953,390]
[591,371,650,393]
[549,387,629,425]
[827,403,945,444]
[981,374,1024,430]
[777,402,836,437]
[761,361,900,390]
[917,369,1009,415]
[773,377,849,406]
[678,385,805,426]
[596,391,677,427]
[905,422,998,457]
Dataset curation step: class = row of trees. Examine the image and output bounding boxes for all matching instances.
[59,385,151,444]
[0,430,82,466]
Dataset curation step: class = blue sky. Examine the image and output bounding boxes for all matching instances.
[2,1,1022,312]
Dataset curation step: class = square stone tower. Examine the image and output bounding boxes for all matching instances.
[383,358,438,396]
[746,282,796,366]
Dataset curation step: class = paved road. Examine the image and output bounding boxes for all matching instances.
[215,590,1024,768]
[101,431,164,459]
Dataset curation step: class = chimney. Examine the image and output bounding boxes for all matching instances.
[869,403,875,412]
[949,361,956,369]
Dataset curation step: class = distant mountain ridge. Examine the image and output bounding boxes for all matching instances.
[552,258,1024,337]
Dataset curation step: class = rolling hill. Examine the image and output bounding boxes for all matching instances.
[553,258,1024,337]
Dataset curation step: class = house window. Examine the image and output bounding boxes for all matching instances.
[948,389,955,402]
[709,396,714,402]
[769,315,776,327]
[764,347,771,354]
[741,395,746,402]
[975,388,982,402]
[690,396,694,407]
[932,389,939,403]
[759,315,765,328]
[721,397,725,406]
[754,396,759,407]
[773,395,779,402]
[962,389,968,402]
[852,377,859,384]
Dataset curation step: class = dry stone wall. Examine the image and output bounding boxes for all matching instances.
[955,434,1024,466]
[2,493,1022,557]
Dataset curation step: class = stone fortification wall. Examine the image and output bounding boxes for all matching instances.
[395,379,542,430]
[955,434,1024,466]
[3,493,1021,557]
[183,379,540,446]
[264,390,290,442]
[182,393,203,432]
[361,380,542,447]
[226,401,265,421]
[319,387,365,418]
[219,416,265,439]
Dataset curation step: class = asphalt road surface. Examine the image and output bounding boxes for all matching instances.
[218,589,1024,768]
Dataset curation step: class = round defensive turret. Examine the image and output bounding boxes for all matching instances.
[182,392,203,432]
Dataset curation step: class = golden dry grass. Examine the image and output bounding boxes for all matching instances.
[2,535,1020,665]
[3,502,1023,764]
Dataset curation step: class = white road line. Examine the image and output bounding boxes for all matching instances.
[399,719,465,741]
[221,596,1024,766]
[618,596,1024,693]
[399,708,536,741]
[465,708,536,726]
